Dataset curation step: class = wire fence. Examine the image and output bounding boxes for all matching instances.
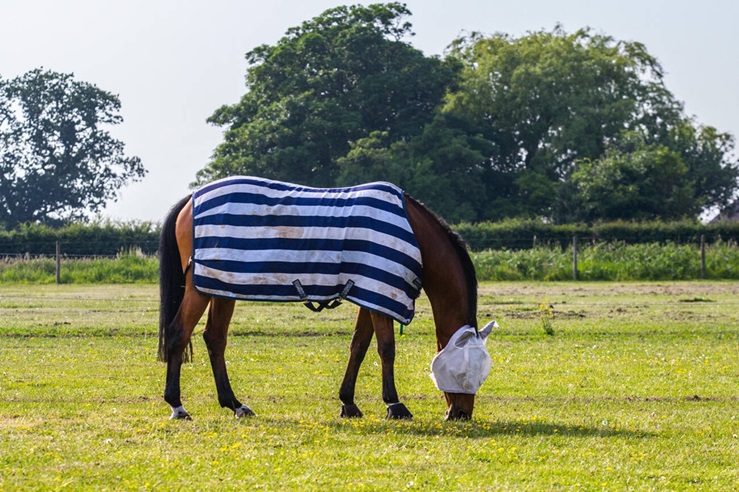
[1,234,737,284]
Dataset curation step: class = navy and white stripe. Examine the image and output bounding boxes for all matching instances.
[191,176,423,324]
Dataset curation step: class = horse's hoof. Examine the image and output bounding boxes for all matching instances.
[340,404,364,418]
[234,405,256,418]
[170,406,192,420]
[386,402,412,420]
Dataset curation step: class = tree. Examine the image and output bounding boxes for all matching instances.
[446,27,669,174]
[0,69,145,229]
[570,124,738,222]
[199,17,738,223]
[337,114,491,222]
[443,26,738,221]
[195,3,459,188]
[572,135,695,221]
[666,122,738,212]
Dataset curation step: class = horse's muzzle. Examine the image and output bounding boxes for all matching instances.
[445,407,471,421]
[444,392,475,421]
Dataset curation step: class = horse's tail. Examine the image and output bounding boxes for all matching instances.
[158,194,192,362]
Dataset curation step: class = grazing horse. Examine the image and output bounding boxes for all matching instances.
[158,177,485,421]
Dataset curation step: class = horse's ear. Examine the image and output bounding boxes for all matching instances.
[478,321,498,342]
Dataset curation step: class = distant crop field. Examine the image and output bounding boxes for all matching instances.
[1,282,737,490]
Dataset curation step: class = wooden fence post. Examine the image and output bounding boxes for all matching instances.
[700,235,706,280]
[56,241,61,284]
[572,235,578,281]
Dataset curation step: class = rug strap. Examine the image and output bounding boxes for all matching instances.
[292,279,355,312]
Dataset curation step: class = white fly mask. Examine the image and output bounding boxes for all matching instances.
[429,321,498,394]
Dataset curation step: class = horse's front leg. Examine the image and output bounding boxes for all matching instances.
[164,287,210,420]
[202,298,254,418]
[339,308,374,418]
[371,311,413,419]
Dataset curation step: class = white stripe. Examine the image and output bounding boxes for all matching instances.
[193,263,414,311]
[194,224,421,261]
[194,202,413,234]
[193,247,419,288]
[194,179,405,210]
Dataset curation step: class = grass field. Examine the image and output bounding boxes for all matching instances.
[1,281,737,490]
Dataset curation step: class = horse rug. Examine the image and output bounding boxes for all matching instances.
[191,176,424,325]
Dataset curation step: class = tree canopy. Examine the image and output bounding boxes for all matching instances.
[196,2,459,188]
[198,5,738,224]
[0,69,145,229]
[443,26,737,222]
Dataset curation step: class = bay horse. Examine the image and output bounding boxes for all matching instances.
[158,179,482,421]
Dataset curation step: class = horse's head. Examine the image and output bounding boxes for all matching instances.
[431,321,497,420]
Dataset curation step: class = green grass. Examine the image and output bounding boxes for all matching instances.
[1,282,738,490]
[0,252,158,284]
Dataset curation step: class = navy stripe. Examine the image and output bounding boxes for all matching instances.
[192,274,414,322]
[347,285,415,320]
[192,237,422,275]
[196,192,405,218]
[194,259,421,299]
[193,215,418,250]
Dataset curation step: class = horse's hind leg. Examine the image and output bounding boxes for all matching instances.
[164,287,210,420]
[339,308,375,418]
[371,311,413,419]
[203,297,254,418]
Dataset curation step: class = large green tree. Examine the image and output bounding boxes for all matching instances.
[444,26,738,222]
[199,12,737,223]
[0,69,145,229]
[196,3,459,187]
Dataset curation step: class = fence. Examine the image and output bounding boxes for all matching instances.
[0,241,158,284]
[1,235,734,284]
[455,220,739,251]
[0,223,160,257]
[561,234,714,280]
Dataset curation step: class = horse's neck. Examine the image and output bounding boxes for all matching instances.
[405,199,473,348]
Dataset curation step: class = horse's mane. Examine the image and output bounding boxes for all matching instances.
[405,194,478,327]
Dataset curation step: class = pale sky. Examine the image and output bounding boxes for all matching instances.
[2,0,737,222]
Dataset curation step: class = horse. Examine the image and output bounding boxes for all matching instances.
[158,177,485,421]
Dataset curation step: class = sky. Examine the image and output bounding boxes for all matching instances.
[2,0,737,223]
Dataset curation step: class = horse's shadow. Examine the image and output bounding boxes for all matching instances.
[327,418,654,439]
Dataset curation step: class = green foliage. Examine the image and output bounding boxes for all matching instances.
[472,247,569,281]
[446,26,664,174]
[443,27,677,220]
[0,69,146,229]
[197,3,458,188]
[195,14,738,223]
[443,27,739,222]
[537,298,555,335]
[572,142,694,220]
[338,114,492,222]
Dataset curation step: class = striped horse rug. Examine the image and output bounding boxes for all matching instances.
[191,176,424,325]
